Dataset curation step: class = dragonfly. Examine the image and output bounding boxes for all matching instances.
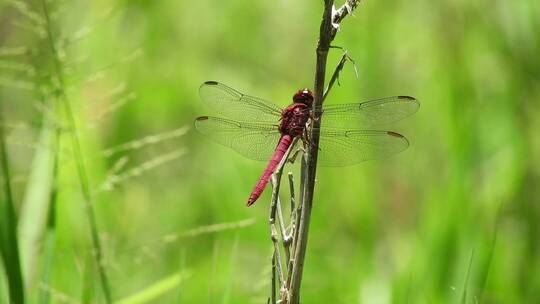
[195,81,419,206]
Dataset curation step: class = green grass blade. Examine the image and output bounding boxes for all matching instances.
[477,205,502,303]
[460,250,475,304]
[0,107,25,303]
[38,198,57,304]
[1,261,9,302]
[18,116,58,290]
[114,271,191,304]
[37,229,55,304]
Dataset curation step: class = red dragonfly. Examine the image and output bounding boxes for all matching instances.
[195,81,419,206]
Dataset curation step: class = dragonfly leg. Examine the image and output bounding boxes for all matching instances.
[302,128,310,147]
[330,45,344,50]
[287,147,303,164]
[302,130,321,152]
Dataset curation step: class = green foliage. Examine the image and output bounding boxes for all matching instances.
[0,0,539,303]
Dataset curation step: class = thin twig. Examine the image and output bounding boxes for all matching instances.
[268,138,299,300]
[285,172,295,249]
[271,252,277,304]
[331,0,361,39]
[323,50,357,102]
[284,156,306,298]
[288,172,295,214]
[269,175,286,292]
[275,198,290,261]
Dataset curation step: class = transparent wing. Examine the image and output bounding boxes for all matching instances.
[316,128,410,166]
[194,116,281,161]
[321,96,419,129]
[199,81,283,122]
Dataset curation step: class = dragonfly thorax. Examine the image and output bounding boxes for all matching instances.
[279,103,310,137]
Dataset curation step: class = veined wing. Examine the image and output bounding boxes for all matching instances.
[321,96,419,129]
[316,128,410,166]
[199,81,283,123]
[194,116,282,161]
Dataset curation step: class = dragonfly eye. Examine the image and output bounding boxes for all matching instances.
[293,88,314,105]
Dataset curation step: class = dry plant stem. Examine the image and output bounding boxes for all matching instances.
[286,173,296,250]
[269,175,286,288]
[288,2,333,302]
[331,0,361,39]
[323,51,355,102]
[40,0,112,302]
[289,1,359,303]
[285,157,305,294]
[276,198,291,261]
[269,138,299,301]
[284,172,298,287]
[271,252,277,304]
[286,172,296,246]
[288,172,295,212]
[295,155,306,250]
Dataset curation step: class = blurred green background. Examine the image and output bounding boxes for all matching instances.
[1,0,539,303]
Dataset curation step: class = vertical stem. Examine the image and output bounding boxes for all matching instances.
[276,198,290,261]
[288,172,296,213]
[269,176,283,262]
[288,1,334,303]
[285,157,305,296]
[268,138,299,300]
[269,2,359,302]
[271,252,277,304]
[40,0,112,302]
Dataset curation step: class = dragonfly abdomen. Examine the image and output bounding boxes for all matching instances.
[247,134,293,206]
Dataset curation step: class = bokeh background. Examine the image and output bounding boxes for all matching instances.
[1,0,539,303]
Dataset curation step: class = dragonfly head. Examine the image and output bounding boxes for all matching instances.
[293,88,314,106]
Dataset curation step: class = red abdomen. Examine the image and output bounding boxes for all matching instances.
[247,135,293,206]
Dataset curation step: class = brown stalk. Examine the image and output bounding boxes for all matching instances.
[267,2,360,303]
[288,1,360,303]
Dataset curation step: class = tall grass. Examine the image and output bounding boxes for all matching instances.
[39,0,112,301]
[18,95,60,292]
[0,106,25,304]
